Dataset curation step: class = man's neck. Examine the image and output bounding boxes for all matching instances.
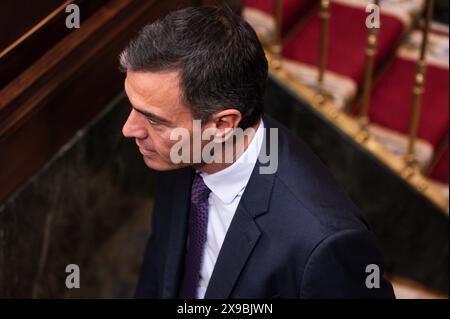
[194,119,261,175]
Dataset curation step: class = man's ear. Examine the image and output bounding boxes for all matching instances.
[210,109,242,142]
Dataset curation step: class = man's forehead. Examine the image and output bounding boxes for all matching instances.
[125,70,182,106]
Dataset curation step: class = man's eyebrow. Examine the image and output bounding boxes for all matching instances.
[133,106,172,125]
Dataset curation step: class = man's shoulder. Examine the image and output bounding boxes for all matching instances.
[262,115,369,234]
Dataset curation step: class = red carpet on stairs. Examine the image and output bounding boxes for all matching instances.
[362,29,449,182]
[367,58,449,149]
[243,0,316,35]
[430,147,449,184]
[283,1,405,85]
[244,0,448,185]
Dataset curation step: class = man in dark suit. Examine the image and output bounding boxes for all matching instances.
[120,6,395,299]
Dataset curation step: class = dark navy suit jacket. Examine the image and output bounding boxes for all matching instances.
[135,116,395,299]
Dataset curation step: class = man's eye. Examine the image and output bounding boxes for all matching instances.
[147,118,158,125]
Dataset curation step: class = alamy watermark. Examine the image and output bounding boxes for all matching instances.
[65,264,80,289]
[169,120,279,175]
[65,4,80,29]
[366,4,381,29]
[365,264,381,289]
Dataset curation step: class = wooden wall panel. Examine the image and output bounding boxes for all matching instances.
[0,0,210,202]
[0,0,109,88]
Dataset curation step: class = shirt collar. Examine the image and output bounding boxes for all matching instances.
[200,119,265,204]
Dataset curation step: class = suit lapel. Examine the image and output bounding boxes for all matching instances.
[203,203,261,299]
[161,168,195,298]
[204,121,277,298]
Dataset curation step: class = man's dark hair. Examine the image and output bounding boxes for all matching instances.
[119,6,268,129]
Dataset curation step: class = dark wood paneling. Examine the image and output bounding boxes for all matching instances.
[0,0,109,88]
[1,0,66,51]
[0,0,200,203]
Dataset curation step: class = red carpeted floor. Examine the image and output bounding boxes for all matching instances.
[430,146,449,184]
[367,58,449,149]
[283,2,405,85]
[244,0,316,35]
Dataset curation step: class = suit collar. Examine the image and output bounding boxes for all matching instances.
[241,115,278,217]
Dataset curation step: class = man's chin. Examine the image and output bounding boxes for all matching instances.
[143,156,190,171]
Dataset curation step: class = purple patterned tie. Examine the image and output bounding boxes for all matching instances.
[179,173,211,299]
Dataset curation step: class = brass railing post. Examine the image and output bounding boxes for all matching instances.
[316,0,331,106]
[357,0,380,143]
[271,0,283,70]
[402,0,435,179]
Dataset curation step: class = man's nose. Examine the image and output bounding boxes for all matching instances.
[122,110,148,139]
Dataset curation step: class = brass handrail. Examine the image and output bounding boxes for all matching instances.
[271,0,283,70]
[402,0,435,179]
[316,0,331,106]
[357,0,381,143]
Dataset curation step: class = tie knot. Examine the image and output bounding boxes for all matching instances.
[191,173,211,205]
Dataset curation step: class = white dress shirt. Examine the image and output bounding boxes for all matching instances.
[196,119,265,299]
